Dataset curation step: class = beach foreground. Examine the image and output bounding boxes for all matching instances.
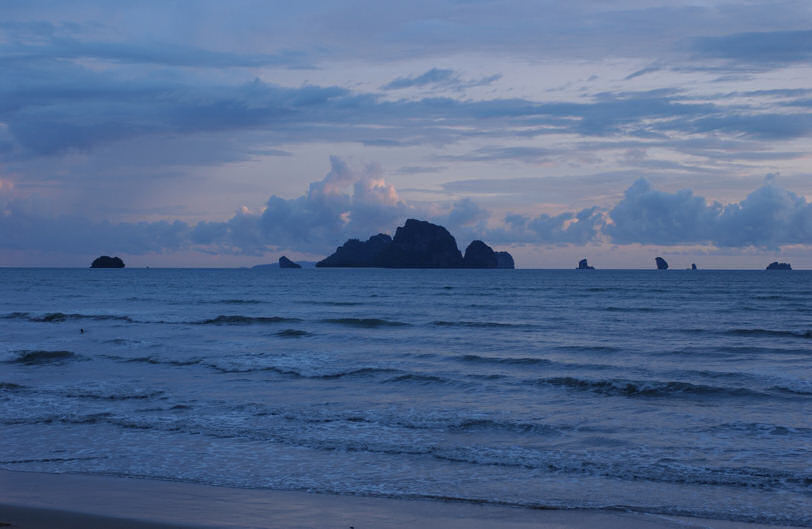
[0,470,801,529]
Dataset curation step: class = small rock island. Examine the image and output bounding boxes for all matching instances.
[655,257,669,270]
[577,258,595,270]
[691,263,697,271]
[317,219,514,269]
[279,256,302,268]
[90,256,125,268]
[766,261,792,270]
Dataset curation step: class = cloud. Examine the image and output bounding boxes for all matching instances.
[2,156,812,261]
[0,20,312,69]
[189,156,416,254]
[382,68,501,91]
[693,30,812,66]
[0,156,413,256]
[436,146,553,163]
[484,207,605,245]
[607,177,812,248]
[383,68,458,90]
[5,38,812,175]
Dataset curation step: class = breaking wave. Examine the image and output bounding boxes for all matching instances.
[537,376,766,398]
[432,320,529,328]
[457,354,553,366]
[196,315,301,325]
[3,312,133,323]
[275,329,314,338]
[321,318,410,328]
[6,350,85,365]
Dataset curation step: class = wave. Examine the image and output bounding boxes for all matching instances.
[726,328,812,339]
[552,345,623,354]
[196,315,301,325]
[458,354,552,367]
[603,306,666,313]
[0,382,25,391]
[447,418,561,435]
[65,389,165,401]
[537,376,766,398]
[770,382,812,396]
[4,312,133,323]
[301,301,364,306]
[1,312,30,319]
[432,320,528,328]
[206,361,402,379]
[275,329,314,338]
[709,421,812,437]
[6,350,85,365]
[318,367,402,379]
[321,318,410,328]
[215,299,265,305]
[385,373,455,385]
[119,356,203,367]
[35,312,132,322]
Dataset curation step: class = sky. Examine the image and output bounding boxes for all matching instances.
[2,0,812,268]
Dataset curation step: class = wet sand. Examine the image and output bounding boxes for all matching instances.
[0,470,801,529]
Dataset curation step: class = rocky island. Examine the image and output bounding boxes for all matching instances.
[766,261,791,270]
[317,219,514,269]
[279,256,302,268]
[577,258,595,270]
[655,257,669,270]
[90,256,125,268]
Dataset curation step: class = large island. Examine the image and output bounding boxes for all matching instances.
[317,219,514,269]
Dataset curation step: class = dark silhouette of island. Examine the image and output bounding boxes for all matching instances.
[317,233,394,267]
[577,258,595,270]
[90,256,125,268]
[691,263,697,271]
[463,240,497,268]
[317,219,514,269]
[252,261,315,269]
[766,261,792,270]
[495,251,514,269]
[655,257,669,270]
[279,256,302,268]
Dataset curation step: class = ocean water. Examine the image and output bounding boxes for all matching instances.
[0,268,809,526]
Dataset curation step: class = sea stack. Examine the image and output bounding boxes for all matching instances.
[463,240,498,268]
[278,256,302,269]
[655,257,669,270]
[495,251,515,269]
[577,259,595,270]
[766,262,792,270]
[90,256,125,268]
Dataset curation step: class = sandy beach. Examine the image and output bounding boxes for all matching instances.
[0,469,803,529]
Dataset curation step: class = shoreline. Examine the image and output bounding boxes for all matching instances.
[0,470,803,529]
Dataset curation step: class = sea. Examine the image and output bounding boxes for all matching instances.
[0,268,809,526]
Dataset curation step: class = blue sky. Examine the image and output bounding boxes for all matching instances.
[1,0,811,268]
